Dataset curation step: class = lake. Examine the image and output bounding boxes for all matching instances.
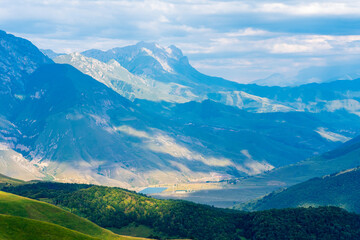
[139,187,168,195]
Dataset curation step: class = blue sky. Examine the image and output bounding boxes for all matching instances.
[1,0,360,83]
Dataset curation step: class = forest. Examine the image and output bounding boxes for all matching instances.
[3,182,360,240]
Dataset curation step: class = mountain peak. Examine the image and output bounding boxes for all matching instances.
[82,42,185,75]
[135,41,158,48]
[40,49,65,59]
[134,41,183,60]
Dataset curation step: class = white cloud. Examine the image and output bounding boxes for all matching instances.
[259,2,360,16]
[11,33,137,53]
[2,0,360,83]
[226,28,270,37]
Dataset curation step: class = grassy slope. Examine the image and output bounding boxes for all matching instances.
[0,214,99,240]
[0,191,146,240]
[0,173,24,188]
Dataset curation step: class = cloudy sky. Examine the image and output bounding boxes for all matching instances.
[1,0,360,83]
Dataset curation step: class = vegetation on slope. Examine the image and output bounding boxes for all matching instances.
[0,173,24,188]
[5,182,360,240]
[234,136,360,213]
[242,207,360,240]
[0,191,145,240]
[0,214,99,240]
[254,134,360,186]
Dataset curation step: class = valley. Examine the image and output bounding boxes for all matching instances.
[1,29,360,201]
[149,182,279,208]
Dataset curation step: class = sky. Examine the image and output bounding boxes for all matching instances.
[1,0,360,83]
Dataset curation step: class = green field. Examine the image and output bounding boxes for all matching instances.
[0,191,148,240]
[0,214,99,240]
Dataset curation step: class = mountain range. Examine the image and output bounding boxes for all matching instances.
[248,133,360,186]
[252,64,360,87]
[51,45,360,116]
[1,30,360,190]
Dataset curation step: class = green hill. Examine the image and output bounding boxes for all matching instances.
[235,167,360,213]
[5,181,360,240]
[0,214,99,240]
[0,191,146,240]
[0,173,24,188]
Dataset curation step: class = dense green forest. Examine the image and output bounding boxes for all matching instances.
[4,182,360,240]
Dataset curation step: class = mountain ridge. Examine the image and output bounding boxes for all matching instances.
[243,132,360,190]
[79,43,360,116]
[0,30,52,115]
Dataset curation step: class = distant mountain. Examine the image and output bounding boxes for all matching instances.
[236,166,360,213]
[41,49,65,59]
[5,63,360,186]
[54,53,196,103]
[82,42,234,89]
[244,134,360,188]
[57,52,298,112]
[241,79,360,116]
[81,43,299,112]
[252,73,293,87]
[12,64,358,186]
[80,43,360,116]
[295,64,360,85]
[83,42,183,77]
[6,63,260,186]
[253,64,360,87]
